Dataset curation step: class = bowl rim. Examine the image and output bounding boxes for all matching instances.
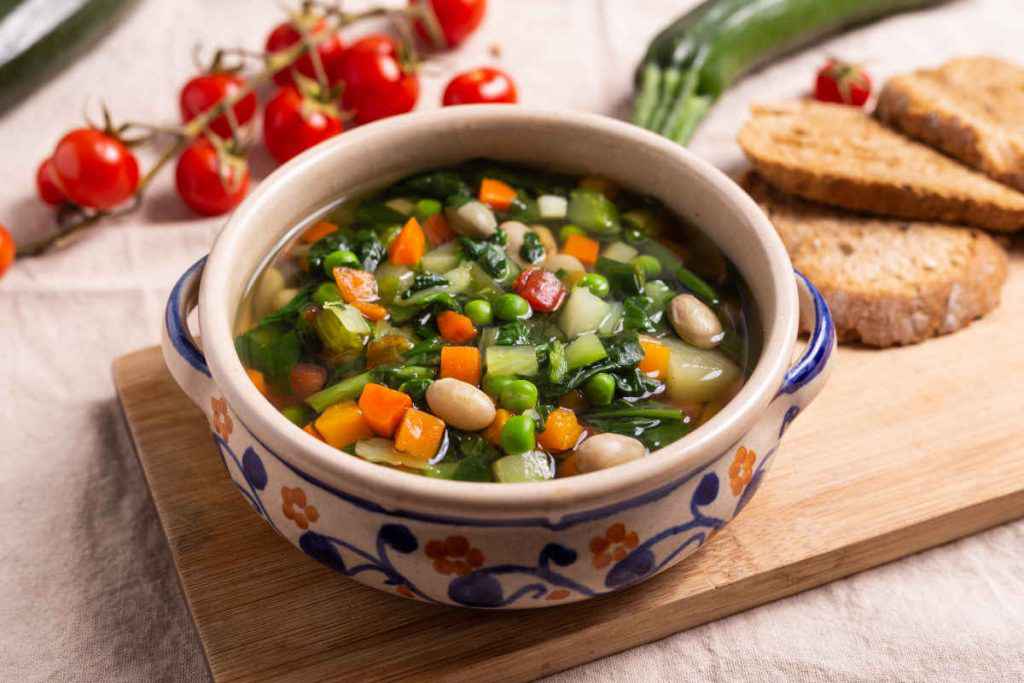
[198,106,798,513]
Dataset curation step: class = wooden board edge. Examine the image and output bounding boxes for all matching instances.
[426,489,1024,682]
[112,353,216,683]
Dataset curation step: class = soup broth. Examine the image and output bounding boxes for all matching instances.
[234,160,756,482]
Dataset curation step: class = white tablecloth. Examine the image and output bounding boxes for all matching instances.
[2,1,1022,680]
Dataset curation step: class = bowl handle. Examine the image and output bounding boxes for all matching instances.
[776,270,836,411]
[161,257,214,414]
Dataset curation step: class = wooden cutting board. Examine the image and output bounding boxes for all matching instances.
[114,246,1024,682]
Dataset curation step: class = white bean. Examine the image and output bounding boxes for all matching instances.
[575,434,646,473]
[530,225,558,257]
[669,294,724,349]
[273,287,300,312]
[426,378,496,431]
[500,221,532,266]
[543,253,585,275]
[251,266,285,320]
[447,201,497,238]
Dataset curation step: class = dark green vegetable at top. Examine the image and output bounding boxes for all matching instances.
[392,170,472,200]
[519,231,545,264]
[458,233,510,280]
[597,257,645,297]
[633,0,948,144]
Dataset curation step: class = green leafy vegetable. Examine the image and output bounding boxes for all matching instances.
[393,170,472,200]
[459,234,510,280]
[519,231,545,264]
[372,365,436,389]
[585,401,691,450]
[307,232,351,273]
[234,323,302,386]
[257,285,313,326]
[352,229,386,272]
[494,320,532,346]
[355,202,406,227]
[410,272,449,292]
[597,257,646,297]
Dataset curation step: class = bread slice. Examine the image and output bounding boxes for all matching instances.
[738,101,1024,232]
[742,173,1008,347]
[876,57,1024,192]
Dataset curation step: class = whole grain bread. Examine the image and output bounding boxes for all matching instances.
[876,57,1024,192]
[742,173,1008,347]
[738,101,1024,232]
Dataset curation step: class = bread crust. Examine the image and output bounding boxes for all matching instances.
[743,173,1008,347]
[876,57,1024,192]
[739,101,1024,232]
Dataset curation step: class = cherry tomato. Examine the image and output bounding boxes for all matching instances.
[179,72,257,139]
[337,34,419,125]
[51,129,139,210]
[814,59,871,107]
[263,87,343,164]
[265,17,345,87]
[0,224,14,279]
[443,67,517,106]
[175,139,251,216]
[36,157,66,205]
[513,268,566,313]
[410,0,486,48]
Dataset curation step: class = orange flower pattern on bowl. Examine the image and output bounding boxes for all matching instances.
[425,536,485,576]
[282,486,319,530]
[590,522,640,569]
[729,446,756,496]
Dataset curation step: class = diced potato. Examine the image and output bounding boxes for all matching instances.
[661,338,741,403]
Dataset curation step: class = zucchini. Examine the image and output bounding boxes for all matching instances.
[601,241,639,263]
[633,0,948,143]
[421,241,462,273]
[558,286,611,339]
[485,345,539,377]
[565,333,607,370]
[306,371,373,413]
[492,451,555,483]
[0,0,137,114]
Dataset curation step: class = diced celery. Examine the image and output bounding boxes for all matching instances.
[565,332,607,369]
[485,346,539,377]
[355,438,428,469]
[385,198,415,216]
[400,284,450,306]
[306,372,373,413]
[421,241,463,273]
[660,337,741,403]
[598,301,624,336]
[644,280,676,310]
[443,263,473,293]
[602,241,639,263]
[375,263,414,302]
[316,304,371,355]
[492,451,555,483]
[425,461,459,479]
[478,326,499,351]
[567,189,621,235]
[559,286,611,339]
[537,194,568,219]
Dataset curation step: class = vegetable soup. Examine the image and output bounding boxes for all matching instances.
[235,160,756,483]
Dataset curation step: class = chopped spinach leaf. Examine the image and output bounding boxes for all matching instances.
[519,231,545,264]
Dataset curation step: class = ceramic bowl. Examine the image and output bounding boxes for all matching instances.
[162,106,835,609]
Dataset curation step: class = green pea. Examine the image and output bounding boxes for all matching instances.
[623,228,646,245]
[631,254,662,278]
[500,415,536,455]
[323,249,360,276]
[415,198,442,218]
[281,405,313,427]
[559,224,585,243]
[578,273,610,298]
[464,299,493,326]
[500,380,538,412]
[493,293,531,321]
[313,282,343,305]
[380,224,403,246]
[584,372,616,406]
[483,374,516,398]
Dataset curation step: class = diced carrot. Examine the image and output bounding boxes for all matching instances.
[557,452,578,477]
[301,220,339,244]
[422,212,455,246]
[353,300,389,321]
[436,310,477,343]
[538,408,584,453]
[638,339,670,379]
[388,217,426,266]
[303,423,325,442]
[314,401,373,448]
[246,368,268,396]
[358,383,413,438]
[333,267,378,303]
[483,408,510,445]
[394,408,446,460]
[440,346,481,385]
[562,233,600,267]
[478,178,518,211]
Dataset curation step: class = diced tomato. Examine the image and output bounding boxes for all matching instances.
[513,268,567,313]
